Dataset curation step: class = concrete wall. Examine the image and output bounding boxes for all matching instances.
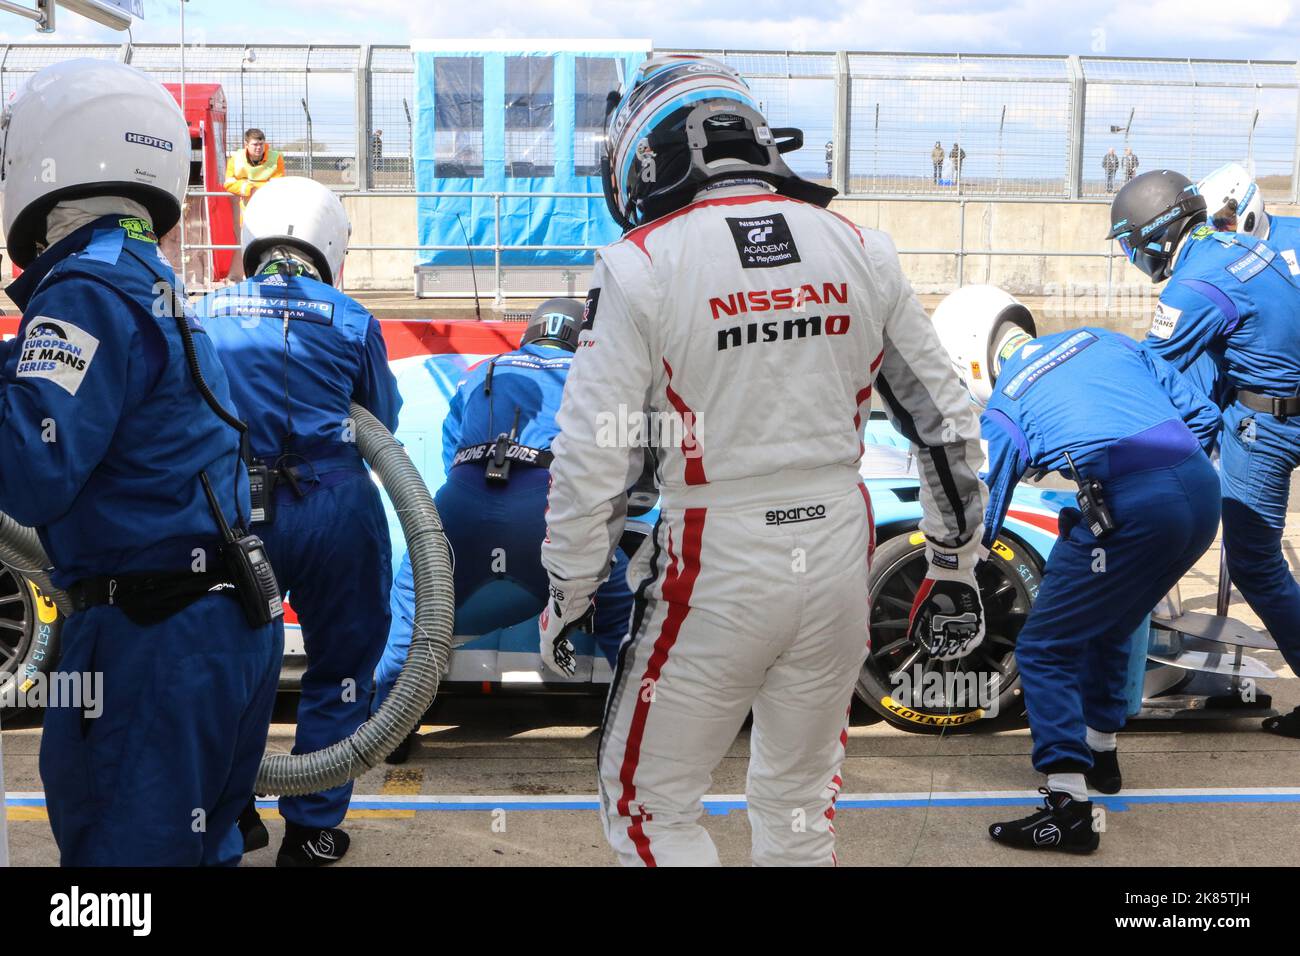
[332,195,1299,296]
[341,195,418,292]
[2,193,1294,302]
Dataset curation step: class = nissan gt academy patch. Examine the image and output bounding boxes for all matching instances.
[727,214,801,269]
[16,318,100,397]
[582,288,600,331]
[1150,301,1181,340]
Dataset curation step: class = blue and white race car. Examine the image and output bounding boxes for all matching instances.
[363,323,1074,732]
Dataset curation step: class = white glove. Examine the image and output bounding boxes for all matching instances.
[906,561,986,662]
[537,580,594,678]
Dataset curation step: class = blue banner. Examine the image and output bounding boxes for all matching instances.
[413,44,647,267]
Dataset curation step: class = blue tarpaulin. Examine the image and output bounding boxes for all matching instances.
[412,41,649,267]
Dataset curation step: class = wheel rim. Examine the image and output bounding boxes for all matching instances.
[0,565,33,681]
[863,546,1031,714]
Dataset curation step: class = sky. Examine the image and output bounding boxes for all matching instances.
[1,0,1298,61]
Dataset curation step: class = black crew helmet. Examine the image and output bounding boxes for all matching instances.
[519,298,584,352]
[1107,169,1208,283]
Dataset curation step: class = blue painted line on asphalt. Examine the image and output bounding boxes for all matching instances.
[9,790,1300,814]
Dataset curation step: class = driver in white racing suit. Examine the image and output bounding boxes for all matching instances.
[539,55,989,867]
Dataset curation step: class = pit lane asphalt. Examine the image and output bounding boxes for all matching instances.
[4,482,1300,867]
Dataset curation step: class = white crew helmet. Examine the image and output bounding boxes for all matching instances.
[241,176,351,287]
[931,284,1037,409]
[0,58,189,268]
[1197,162,1267,238]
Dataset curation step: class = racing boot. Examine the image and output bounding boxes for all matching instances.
[989,788,1100,854]
[238,798,269,853]
[1085,748,1122,794]
[1263,706,1300,739]
[276,822,351,867]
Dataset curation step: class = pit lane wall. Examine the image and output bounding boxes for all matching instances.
[337,194,1300,300]
[3,194,1296,311]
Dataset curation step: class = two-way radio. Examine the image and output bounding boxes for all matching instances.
[200,471,283,627]
[1063,451,1116,540]
[162,277,285,627]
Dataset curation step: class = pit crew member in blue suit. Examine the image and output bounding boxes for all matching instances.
[375,300,634,764]
[1110,170,1300,739]
[933,285,1220,853]
[0,60,281,866]
[1183,163,1300,409]
[201,177,402,867]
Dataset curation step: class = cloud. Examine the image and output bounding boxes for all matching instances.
[0,0,1295,58]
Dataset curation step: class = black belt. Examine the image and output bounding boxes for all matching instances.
[68,571,235,626]
[450,441,553,470]
[1238,390,1300,420]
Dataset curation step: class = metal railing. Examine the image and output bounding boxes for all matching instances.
[0,43,1294,201]
[180,188,1134,304]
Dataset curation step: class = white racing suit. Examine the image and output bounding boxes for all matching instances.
[542,182,986,866]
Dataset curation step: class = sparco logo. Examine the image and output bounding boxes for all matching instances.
[765,504,827,526]
[125,131,173,152]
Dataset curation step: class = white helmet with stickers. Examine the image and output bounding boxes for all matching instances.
[0,58,190,268]
[931,284,1037,409]
[1197,162,1267,238]
[241,176,352,287]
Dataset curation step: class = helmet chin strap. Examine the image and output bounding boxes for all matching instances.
[256,245,321,281]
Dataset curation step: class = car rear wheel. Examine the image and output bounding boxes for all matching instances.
[855,531,1042,733]
[0,565,64,726]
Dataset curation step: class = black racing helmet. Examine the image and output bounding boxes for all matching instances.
[601,55,836,232]
[1106,169,1207,283]
[519,298,584,352]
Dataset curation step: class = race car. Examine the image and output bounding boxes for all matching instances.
[355,320,1067,729]
[0,319,1284,731]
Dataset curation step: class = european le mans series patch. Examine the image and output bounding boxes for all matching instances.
[16,318,100,397]
[1150,301,1182,340]
[727,213,801,269]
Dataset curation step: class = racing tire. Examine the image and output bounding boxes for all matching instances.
[0,565,64,727]
[855,531,1043,734]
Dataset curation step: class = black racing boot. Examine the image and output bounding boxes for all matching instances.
[276,822,351,868]
[238,798,269,853]
[1262,706,1300,739]
[384,730,419,765]
[1085,748,1122,794]
[989,788,1100,854]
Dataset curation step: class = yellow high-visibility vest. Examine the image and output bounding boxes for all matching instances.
[224,147,285,207]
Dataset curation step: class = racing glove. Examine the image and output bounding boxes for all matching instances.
[538,579,595,678]
[906,544,987,662]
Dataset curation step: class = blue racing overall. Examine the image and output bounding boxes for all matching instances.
[373,344,633,707]
[983,327,1221,773]
[1141,225,1300,677]
[201,266,401,830]
[4,216,280,866]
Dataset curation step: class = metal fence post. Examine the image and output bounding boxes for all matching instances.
[1066,55,1085,199]
[356,44,372,192]
[833,50,849,195]
[957,198,966,287]
[1105,243,1114,311]
[493,192,504,307]
[1292,63,1300,203]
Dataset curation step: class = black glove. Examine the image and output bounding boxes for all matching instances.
[906,569,985,661]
